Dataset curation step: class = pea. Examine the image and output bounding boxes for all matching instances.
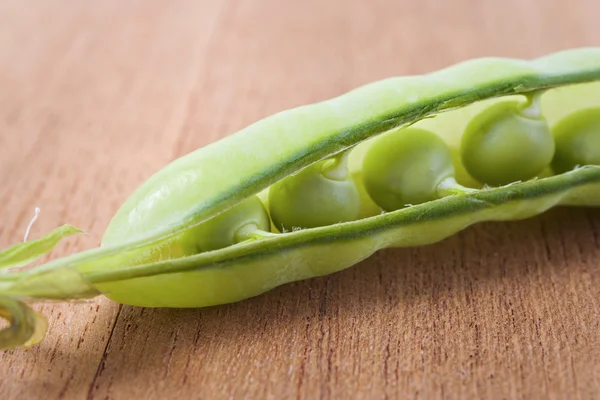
[361,127,467,211]
[460,93,555,186]
[268,151,361,231]
[178,195,272,253]
[551,108,600,174]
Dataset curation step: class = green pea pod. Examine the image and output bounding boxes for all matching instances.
[1,47,600,349]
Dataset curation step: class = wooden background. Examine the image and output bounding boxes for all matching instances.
[1,1,599,399]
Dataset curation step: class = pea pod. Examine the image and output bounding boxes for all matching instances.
[1,47,600,350]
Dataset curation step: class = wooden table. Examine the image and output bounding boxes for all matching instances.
[1,1,599,399]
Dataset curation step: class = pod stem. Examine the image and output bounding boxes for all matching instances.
[234,223,278,243]
[321,149,352,181]
[520,91,544,118]
[436,176,478,197]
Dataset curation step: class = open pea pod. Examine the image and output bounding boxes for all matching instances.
[1,47,600,349]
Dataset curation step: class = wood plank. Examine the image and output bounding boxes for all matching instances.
[1,0,599,399]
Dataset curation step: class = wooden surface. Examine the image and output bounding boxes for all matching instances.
[1,1,599,399]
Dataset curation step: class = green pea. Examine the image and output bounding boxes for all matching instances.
[268,151,361,231]
[460,93,555,186]
[178,195,271,254]
[361,127,461,211]
[551,108,600,174]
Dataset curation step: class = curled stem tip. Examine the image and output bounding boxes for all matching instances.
[0,296,48,350]
[23,207,41,242]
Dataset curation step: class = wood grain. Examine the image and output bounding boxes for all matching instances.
[0,1,599,399]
